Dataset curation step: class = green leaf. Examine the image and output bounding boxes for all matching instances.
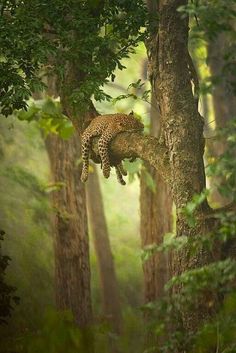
[59,125,75,140]
[18,104,40,122]
[42,99,58,115]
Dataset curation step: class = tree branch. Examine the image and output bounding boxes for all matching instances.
[91,132,171,183]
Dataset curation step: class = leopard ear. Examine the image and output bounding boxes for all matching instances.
[129,111,134,116]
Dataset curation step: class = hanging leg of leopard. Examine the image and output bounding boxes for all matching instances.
[81,131,99,182]
[115,163,127,185]
[98,129,117,179]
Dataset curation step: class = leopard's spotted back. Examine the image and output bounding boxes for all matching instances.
[81,113,144,185]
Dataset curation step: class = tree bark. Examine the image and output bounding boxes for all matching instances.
[45,133,93,351]
[86,165,122,334]
[153,0,207,207]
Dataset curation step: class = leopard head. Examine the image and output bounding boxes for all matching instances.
[117,115,144,132]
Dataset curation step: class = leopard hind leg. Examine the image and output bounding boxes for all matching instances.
[98,131,113,179]
[81,133,92,182]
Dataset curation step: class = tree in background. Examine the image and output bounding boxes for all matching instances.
[208,34,236,130]
[45,133,92,326]
[208,32,236,205]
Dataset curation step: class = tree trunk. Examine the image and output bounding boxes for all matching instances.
[86,165,122,334]
[140,93,172,303]
[208,34,236,258]
[146,0,213,333]
[45,133,93,351]
[208,34,236,206]
[43,72,93,330]
[208,34,236,129]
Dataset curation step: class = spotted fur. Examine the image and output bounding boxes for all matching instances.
[81,113,144,185]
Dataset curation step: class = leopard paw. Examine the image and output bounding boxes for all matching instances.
[102,166,110,179]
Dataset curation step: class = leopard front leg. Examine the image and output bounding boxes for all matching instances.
[98,130,114,179]
[115,165,126,185]
[117,162,127,176]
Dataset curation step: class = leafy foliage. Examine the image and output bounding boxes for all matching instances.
[0,230,19,325]
[181,189,209,227]
[142,217,236,352]
[0,117,54,339]
[207,120,236,200]
[0,0,148,116]
[112,79,151,105]
[23,310,92,353]
[179,0,236,94]
[179,0,236,39]
[18,98,75,139]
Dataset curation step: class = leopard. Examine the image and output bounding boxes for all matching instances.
[81,112,144,185]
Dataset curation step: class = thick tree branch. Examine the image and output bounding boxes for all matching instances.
[91,132,171,183]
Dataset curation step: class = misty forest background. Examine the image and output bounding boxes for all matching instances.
[1,1,236,353]
[0,45,146,334]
